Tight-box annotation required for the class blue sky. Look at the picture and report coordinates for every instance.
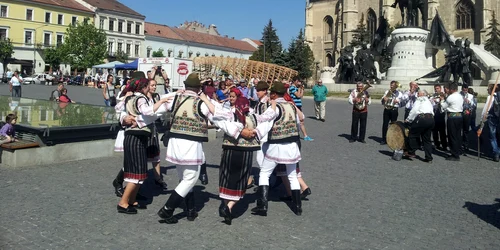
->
[120,0,306,46]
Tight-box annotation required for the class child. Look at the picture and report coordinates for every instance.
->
[0,114,18,144]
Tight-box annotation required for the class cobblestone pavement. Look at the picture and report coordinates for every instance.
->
[1,84,500,249]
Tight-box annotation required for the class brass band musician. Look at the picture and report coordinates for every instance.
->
[429,84,448,151]
[348,82,372,143]
[404,89,435,163]
[380,81,403,145]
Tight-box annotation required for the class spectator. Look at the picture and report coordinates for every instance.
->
[289,78,304,110]
[248,78,259,107]
[50,83,64,101]
[9,71,23,97]
[203,78,216,99]
[103,75,116,106]
[0,113,18,144]
[59,88,76,103]
[312,79,328,121]
[237,79,249,98]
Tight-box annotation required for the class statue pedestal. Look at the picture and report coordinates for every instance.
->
[320,67,336,84]
[385,28,434,84]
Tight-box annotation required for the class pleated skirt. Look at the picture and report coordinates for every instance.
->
[123,133,149,183]
[219,149,253,201]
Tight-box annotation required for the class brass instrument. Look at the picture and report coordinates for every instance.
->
[354,82,372,110]
[383,82,400,108]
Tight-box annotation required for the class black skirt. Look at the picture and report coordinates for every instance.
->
[123,133,149,182]
[146,127,160,162]
[219,149,253,201]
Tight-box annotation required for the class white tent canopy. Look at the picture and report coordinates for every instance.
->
[91,61,124,69]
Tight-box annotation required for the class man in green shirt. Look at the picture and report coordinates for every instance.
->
[312,80,328,122]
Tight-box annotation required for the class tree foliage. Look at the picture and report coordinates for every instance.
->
[60,18,107,70]
[350,14,371,48]
[287,29,315,80]
[485,11,500,59]
[152,48,164,57]
[250,19,284,65]
[0,38,14,73]
[43,46,64,70]
[115,50,129,63]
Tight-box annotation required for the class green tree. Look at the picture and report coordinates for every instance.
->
[152,48,164,57]
[250,19,284,65]
[60,18,107,71]
[485,11,500,59]
[287,29,315,80]
[115,50,129,62]
[0,38,14,75]
[350,14,370,48]
[43,46,64,71]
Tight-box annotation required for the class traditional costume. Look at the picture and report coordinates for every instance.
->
[348,87,371,143]
[405,95,435,162]
[460,84,476,154]
[381,88,403,145]
[441,89,464,161]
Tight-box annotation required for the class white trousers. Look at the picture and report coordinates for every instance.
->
[258,158,300,190]
[314,101,326,119]
[174,165,200,197]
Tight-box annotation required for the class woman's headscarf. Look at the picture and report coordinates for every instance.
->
[230,87,249,125]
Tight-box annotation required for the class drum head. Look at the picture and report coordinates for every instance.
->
[387,121,407,151]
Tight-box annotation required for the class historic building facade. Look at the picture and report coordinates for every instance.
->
[305,0,500,69]
[0,0,93,74]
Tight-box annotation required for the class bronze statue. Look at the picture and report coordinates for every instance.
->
[461,38,476,85]
[391,0,428,29]
[355,46,378,82]
[338,46,356,83]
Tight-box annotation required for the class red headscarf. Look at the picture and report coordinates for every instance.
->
[234,96,250,126]
[230,87,242,97]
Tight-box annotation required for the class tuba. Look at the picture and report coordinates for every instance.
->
[354,82,372,110]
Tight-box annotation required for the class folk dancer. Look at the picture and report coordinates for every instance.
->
[430,84,448,151]
[199,88,277,225]
[117,78,171,214]
[460,84,476,155]
[440,83,464,161]
[479,85,500,162]
[381,81,404,145]
[156,73,212,224]
[251,82,303,216]
[402,81,419,120]
[348,82,371,143]
[404,90,435,163]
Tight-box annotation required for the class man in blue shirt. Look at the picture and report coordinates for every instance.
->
[238,79,249,98]
[289,78,303,110]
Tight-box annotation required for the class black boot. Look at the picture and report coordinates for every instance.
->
[291,190,302,216]
[157,191,183,224]
[112,169,125,197]
[199,163,208,185]
[219,204,233,225]
[185,192,198,221]
[251,185,269,216]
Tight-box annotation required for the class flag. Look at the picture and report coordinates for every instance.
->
[428,12,452,48]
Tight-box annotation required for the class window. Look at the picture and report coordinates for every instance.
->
[127,23,132,33]
[323,15,333,40]
[45,12,51,23]
[456,0,475,30]
[24,30,33,44]
[118,21,123,32]
[0,28,7,39]
[126,44,131,55]
[0,5,7,17]
[72,16,77,25]
[135,24,140,35]
[146,48,151,57]
[108,20,114,31]
[57,14,63,25]
[99,18,104,29]
[117,43,122,52]
[135,45,139,57]
[44,33,51,46]
[56,34,63,46]
[367,9,377,42]
[26,9,33,21]
[108,41,114,54]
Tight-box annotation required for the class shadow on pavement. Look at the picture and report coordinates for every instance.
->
[369,136,383,143]
[337,133,351,141]
[463,199,500,230]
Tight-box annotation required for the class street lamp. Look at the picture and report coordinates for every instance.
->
[33,24,48,74]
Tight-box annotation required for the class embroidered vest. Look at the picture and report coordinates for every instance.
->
[256,101,270,115]
[169,95,208,142]
[124,94,152,135]
[268,102,300,143]
[222,114,260,151]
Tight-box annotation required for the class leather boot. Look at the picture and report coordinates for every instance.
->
[199,163,208,185]
[251,185,269,216]
[185,192,198,221]
[291,190,302,216]
[157,191,183,224]
[112,169,125,197]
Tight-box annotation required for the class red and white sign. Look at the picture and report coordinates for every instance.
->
[141,57,169,64]
[177,62,189,76]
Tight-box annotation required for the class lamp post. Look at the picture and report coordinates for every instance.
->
[33,24,48,74]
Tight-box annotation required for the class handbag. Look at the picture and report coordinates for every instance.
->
[161,95,190,147]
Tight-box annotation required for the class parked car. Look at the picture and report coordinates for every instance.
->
[23,73,55,85]
[67,75,83,85]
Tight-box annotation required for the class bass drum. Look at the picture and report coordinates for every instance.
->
[386,121,409,151]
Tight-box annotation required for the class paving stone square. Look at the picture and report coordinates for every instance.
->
[1,84,500,249]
